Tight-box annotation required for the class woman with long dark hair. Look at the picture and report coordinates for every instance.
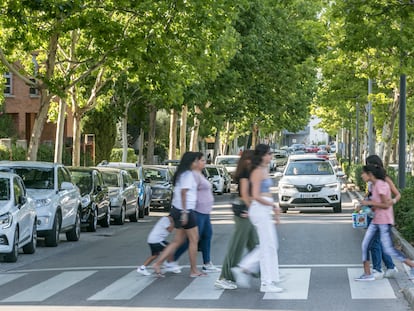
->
[215,149,259,290]
[152,151,204,277]
[231,144,283,293]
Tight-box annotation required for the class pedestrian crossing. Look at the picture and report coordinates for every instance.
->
[0,267,400,303]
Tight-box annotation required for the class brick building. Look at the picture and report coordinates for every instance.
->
[2,71,74,147]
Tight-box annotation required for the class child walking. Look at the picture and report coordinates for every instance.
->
[137,215,179,276]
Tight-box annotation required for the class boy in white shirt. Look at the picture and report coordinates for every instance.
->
[137,215,178,276]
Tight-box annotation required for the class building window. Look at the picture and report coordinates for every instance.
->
[29,78,39,96]
[4,72,12,95]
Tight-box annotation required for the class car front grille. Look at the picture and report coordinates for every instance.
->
[291,198,328,204]
[296,185,323,192]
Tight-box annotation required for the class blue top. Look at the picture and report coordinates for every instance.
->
[260,177,272,193]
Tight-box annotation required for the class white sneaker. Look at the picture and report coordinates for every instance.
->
[202,262,221,273]
[137,266,151,276]
[231,266,251,288]
[384,267,398,278]
[164,261,181,273]
[372,269,384,280]
[260,282,283,293]
[214,279,237,290]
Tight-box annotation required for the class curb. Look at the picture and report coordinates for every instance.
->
[346,185,414,308]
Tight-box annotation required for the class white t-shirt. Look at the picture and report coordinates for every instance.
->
[171,170,197,211]
[147,216,171,244]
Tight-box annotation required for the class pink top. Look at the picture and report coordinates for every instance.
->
[372,179,394,225]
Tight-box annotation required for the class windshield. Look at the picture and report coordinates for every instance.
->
[13,167,54,189]
[71,171,92,195]
[101,171,119,187]
[285,162,334,176]
[0,178,10,200]
[216,157,239,167]
[144,168,168,182]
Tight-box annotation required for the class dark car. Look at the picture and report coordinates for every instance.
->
[68,167,111,231]
[143,165,175,211]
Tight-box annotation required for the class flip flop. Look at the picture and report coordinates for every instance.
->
[190,272,208,278]
[152,264,164,278]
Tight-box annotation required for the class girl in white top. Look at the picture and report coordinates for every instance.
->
[153,152,205,277]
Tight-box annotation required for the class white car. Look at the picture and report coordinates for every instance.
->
[0,172,37,262]
[276,158,343,213]
[0,161,81,247]
[214,155,240,181]
[204,165,231,194]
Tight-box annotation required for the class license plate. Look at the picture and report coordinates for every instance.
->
[300,193,319,198]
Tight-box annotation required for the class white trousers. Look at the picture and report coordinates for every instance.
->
[239,197,280,284]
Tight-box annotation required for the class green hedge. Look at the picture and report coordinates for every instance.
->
[110,148,137,163]
[394,187,414,245]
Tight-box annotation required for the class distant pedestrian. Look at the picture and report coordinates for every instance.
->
[136,215,178,276]
[231,144,283,293]
[365,155,400,279]
[355,165,414,281]
[172,152,219,274]
[152,152,205,277]
[214,149,259,290]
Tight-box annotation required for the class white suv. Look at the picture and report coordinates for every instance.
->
[276,158,342,213]
[0,172,37,262]
[0,161,81,247]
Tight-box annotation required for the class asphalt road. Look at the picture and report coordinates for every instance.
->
[0,180,412,311]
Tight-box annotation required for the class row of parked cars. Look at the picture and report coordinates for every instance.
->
[0,159,234,262]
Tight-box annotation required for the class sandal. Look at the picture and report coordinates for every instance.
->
[190,272,208,278]
[152,264,164,278]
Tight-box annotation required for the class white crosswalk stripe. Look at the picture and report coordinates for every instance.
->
[88,271,156,300]
[0,267,399,303]
[2,271,97,302]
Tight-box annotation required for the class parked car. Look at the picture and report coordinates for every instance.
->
[97,162,151,218]
[0,172,37,262]
[270,149,289,171]
[0,161,81,247]
[275,158,343,213]
[68,167,111,231]
[143,165,174,211]
[94,167,138,225]
[305,145,319,153]
[204,165,231,194]
[316,150,330,160]
[214,155,240,181]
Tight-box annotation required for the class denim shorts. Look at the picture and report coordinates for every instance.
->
[170,206,197,229]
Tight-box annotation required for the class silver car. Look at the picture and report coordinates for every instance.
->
[0,161,81,247]
[0,172,37,262]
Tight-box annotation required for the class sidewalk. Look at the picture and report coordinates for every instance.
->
[346,184,414,307]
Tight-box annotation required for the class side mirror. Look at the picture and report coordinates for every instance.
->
[275,172,283,178]
[19,195,27,205]
[61,181,74,190]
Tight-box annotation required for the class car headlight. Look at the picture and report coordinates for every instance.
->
[279,184,295,190]
[0,212,13,229]
[81,194,91,208]
[35,198,52,208]
[326,182,339,189]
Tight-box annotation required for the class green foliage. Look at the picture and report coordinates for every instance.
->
[0,108,14,138]
[349,164,365,192]
[0,144,11,160]
[10,145,26,161]
[394,187,414,244]
[110,148,136,163]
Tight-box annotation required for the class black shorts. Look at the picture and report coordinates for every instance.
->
[149,241,169,256]
[170,206,198,229]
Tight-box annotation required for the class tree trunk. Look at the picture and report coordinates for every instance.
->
[146,104,157,164]
[382,89,399,168]
[121,103,129,162]
[189,106,201,151]
[180,105,187,156]
[251,123,259,149]
[27,92,52,160]
[72,110,82,166]
[54,98,67,163]
[169,109,178,160]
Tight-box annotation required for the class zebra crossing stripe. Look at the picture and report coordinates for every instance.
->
[2,271,97,302]
[0,274,25,287]
[175,275,223,300]
[263,268,311,300]
[347,268,396,299]
[87,271,156,300]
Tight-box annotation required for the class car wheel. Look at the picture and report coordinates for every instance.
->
[100,205,111,228]
[45,213,61,247]
[114,204,126,225]
[279,205,288,213]
[22,221,37,254]
[4,229,19,262]
[87,208,98,232]
[66,209,81,241]
[129,204,139,222]
[332,202,342,213]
